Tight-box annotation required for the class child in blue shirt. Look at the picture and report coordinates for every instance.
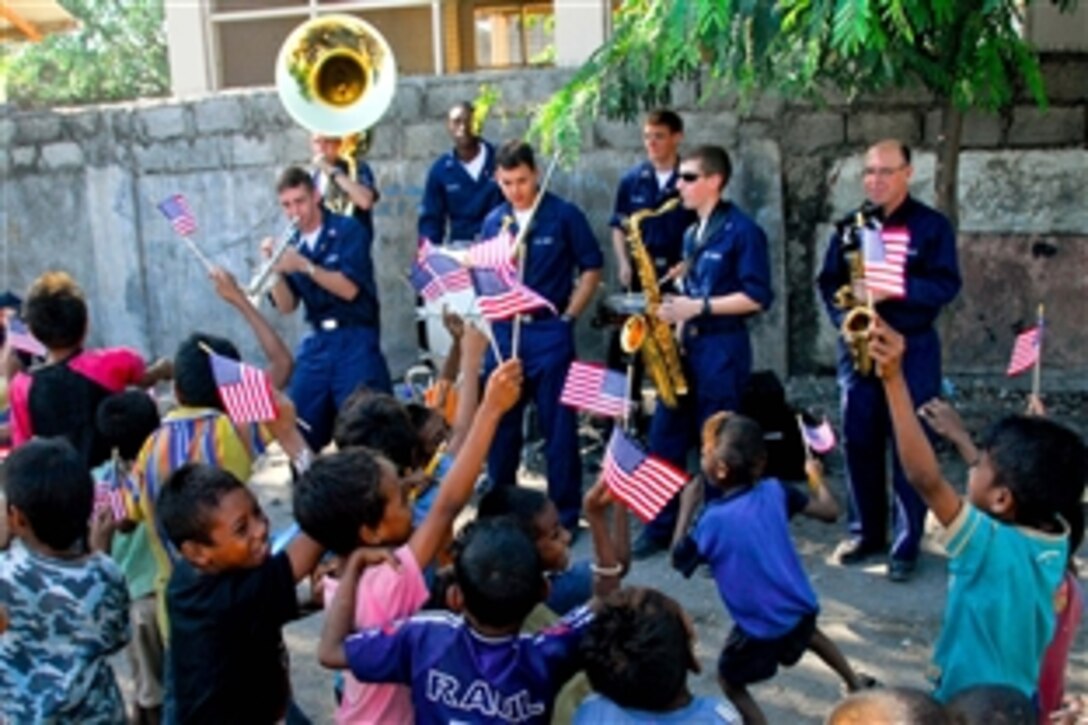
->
[319,517,592,725]
[870,318,1083,702]
[575,586,741,724]
[671,412,872,723]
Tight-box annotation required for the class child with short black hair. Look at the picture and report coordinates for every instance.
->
[477,480,629,616]
[319,516,592,724]
[0,438,130,722]
[944,685,1035,725]
[158,458,324,723]
[671,412,872,723]
[94,390,164,725]
[870,318,1085,702]
[296,357,522,723]
[9,271,171,467]
[576,586,740,723]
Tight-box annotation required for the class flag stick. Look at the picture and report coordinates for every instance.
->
[795,413,814,461]
[181,235,215,274]
[468,297,502,364]
[1031,303,1045,400]
[511,151,561,360]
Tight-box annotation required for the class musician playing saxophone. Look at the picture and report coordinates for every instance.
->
[817,140,960,583]
[263,166,391,451]
[632,145,774,559]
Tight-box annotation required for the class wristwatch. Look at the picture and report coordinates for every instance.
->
[701,295,711,317]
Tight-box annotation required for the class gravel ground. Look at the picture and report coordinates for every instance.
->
[111,377,1086,723]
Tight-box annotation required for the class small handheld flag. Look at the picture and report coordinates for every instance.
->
[467,229,517,272]
[410,243,473,302]
[862,226,908,299]
[470,267,555,321]
[603,428,687,523]
[157,194,198,237]
[560,362,629,418]
[205,348,279,423]
[6,318,46,357]
[1006,326,1041,378]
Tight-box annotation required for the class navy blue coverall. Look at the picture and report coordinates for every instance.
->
[817,195,961,562]
[418,141,504,246]
[643,200,774,543]
[284,208,392,451]
[479,192,604,530]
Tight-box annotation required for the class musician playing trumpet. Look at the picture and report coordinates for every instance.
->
[817,140,960,583]
[263,166,391,451]
[632,145,774,559]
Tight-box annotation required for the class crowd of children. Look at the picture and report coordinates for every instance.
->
[0,268,1085,725]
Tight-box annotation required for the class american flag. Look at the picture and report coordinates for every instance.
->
[157,194,198,237]
[1006,326,1041,377]
[467,229,517,272]
[862,226,908,298]
[410,241,473,302]
[94,462,133,522]
[469,267,555,321]
[799,417,837,455]
[603,428,688,523]
[6,318,46,357]
[560,362,629,418]
[208,351,279,423]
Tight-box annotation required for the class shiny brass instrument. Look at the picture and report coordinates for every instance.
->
[275,15,396,137]
[246,218,300,306]
[620,198,688,408]
[833,210,876,375]
[319,133,360,216]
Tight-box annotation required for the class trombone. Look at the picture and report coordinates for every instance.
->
[246,218,300,306]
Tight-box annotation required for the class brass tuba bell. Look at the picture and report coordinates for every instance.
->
[275,15,396,138]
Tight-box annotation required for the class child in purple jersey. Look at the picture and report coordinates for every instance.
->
[671,412,873,724]
[319,517,592,725]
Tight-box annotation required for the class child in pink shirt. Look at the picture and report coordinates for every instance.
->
[295,354,521,724]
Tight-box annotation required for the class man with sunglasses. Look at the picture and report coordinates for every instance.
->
[817,139,961,583]
[632,145,774,559]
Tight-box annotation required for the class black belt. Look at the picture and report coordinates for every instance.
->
[312,318,371,332]
[515,309,559,324]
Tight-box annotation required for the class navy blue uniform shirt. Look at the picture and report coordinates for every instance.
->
[313,159,379,239]
[480,192,603,312]
[682,201,774,332]
[610,160,694,272]
[418,141,503,245]
[285,208,381,328]
[818,195,960,335]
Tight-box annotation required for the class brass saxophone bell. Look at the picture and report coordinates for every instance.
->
[841,305,874,376]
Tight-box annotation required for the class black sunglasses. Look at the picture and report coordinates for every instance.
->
[678,172,702,183]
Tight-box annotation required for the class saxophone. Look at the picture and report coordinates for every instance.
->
[833,209,877,375]
[619,197,689,408]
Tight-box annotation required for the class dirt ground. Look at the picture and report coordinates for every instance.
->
[122,378,1087,723]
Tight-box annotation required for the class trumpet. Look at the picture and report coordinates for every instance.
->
[247,218,300,306]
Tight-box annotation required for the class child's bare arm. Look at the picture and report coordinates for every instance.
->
[870,318,962,526]
[264,392,310,465]
[210,266,295,390]
[583,479,626,598]
[446,323,489,457]
[408,360,522,567]
[285,531,325,583]
[801,459,840,523]
[318,547,399,669]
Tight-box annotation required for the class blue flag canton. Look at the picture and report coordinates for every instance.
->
[408,262,433,293]
[861,228,885,262]
[470,267,510,296]
[609,429,646,474]
[600,369,628,399]
[425,253,464,277]
[210,353,243,385]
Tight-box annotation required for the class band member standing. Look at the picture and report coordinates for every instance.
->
[818,140,960,582]
[264,166,391,451]
[480,141,603,533]
[610,109,694,289]
[633,145,774,558]
[311,133,380,240]
[418,102,503,246]
[607,109,695,412]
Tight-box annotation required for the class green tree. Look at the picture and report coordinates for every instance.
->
[3,0,168,108]
[531,0,1077,225]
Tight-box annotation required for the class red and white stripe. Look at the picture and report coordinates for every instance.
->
[1006,326,1040,377]
[864,226,909,298]
[604,451,687,523]
[220,365,279,423]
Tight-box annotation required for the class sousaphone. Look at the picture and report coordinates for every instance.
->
[275,14,396,138]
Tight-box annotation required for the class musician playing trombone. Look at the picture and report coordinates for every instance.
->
[479,140,603,537]
[262,166,391,451]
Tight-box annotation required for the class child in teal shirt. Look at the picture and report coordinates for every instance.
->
[871,318,1084,703]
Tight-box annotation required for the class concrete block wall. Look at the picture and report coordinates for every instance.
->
[1,55,1085,386]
